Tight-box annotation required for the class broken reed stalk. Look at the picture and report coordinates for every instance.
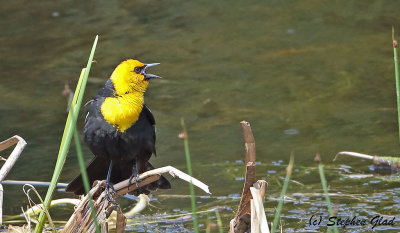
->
[61,180,120,233]
[229,121,259,233]
[63,166,210,232]
[235,121,256,220]
[250,180,269,233]
[0,135,27,225]
[180,118,199,233]
[393,27,400,144]
[271,155,293,233]
[318,161,339,233]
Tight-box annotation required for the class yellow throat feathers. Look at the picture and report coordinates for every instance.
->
[101,60,149,132]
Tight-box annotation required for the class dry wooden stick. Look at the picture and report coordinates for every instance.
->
[334,151,400,168]
[0,135,27,225]
[62,166,211,232]
[333,151,374,161]
[0,135,27,182]
[229,121,257,233]
[241,121,256,164]
[113,165,211,195]
[114,175,160,195]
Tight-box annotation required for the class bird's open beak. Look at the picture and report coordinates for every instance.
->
[143,63,162,80]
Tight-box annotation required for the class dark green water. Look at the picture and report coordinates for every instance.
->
[2,0,400,232]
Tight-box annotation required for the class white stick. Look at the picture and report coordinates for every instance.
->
[0,135,27,226]
[115,165,211,194]
[0,135,27,182]
[333,151,375,161]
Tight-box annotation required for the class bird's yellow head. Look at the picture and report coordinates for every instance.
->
[110,59,161,96]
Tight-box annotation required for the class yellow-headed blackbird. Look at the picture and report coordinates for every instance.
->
[66,59,171,196]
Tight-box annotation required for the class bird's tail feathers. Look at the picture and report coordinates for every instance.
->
[65,156,109,195]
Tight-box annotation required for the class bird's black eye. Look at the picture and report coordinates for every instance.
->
[134,67,141,73]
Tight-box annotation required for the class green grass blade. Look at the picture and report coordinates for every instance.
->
[214,208,223,233]
[180,118,199,233]
[271,154,294,232]
[205,212,211,233]
[72,112,100,233]
[34,35,98,233]
[318,163,339,233]
[393,27,400,144]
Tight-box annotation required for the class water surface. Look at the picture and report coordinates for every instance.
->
[1,0,400,231]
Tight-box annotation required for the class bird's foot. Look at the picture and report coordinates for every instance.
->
[128,173,143,189]
[105,182,118,205]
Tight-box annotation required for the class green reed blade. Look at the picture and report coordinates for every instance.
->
[271,154,294,232]
[73,115,100,233]
[34,35,98,233]
[318,163,339,233]
[393,27,400,144]
[214,208,223,233]
[181,118,199,233]
[205,212,211,233]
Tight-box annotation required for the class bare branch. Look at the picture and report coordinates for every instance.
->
[113,166,211,195]
[0,135,27,182]
[333,151,374,161]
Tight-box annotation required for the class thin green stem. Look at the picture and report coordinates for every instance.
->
[34,36,98,233]
[73,116,100,233]
[393,27,400,144]
[214,209,223,233]
[205,212,211,233]
[181,118,199,233]
[271,155,294,232]
[319,163,339,233]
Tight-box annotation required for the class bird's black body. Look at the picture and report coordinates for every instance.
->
[66,79,171,195]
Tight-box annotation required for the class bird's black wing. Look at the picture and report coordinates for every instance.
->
[142,104,157,156]
[85,79,115,123]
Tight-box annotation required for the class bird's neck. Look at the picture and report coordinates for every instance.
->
[101,92,144,132]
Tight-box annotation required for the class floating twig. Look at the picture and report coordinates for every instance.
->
[334,151,400,168]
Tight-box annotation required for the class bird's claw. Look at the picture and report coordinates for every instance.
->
[128,173,142,189]
[105,183,118,205]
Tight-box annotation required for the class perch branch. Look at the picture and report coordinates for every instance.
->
[62,166,210,232]
[113,165,211,195]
